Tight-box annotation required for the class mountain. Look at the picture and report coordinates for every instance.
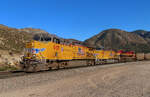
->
[83,29,150,53]
[0,25,31,53]
[132,30,150,38]
[132,30,150,43]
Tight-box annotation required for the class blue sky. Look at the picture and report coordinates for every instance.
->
[0,0,150,41]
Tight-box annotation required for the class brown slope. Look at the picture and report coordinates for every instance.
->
[0,25,31,53]
[132,30,150,38]
[132,30,150,43]
[83,29,150,53]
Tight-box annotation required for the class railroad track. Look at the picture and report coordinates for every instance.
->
[0,61,146,79]
[0,71,26,79]
[0,63,121,79]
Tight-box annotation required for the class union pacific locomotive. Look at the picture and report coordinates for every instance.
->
[20,34,136,72]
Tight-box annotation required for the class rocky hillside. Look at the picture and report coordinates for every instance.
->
[0,25,31,53]
[132,30,150,43]
[132,30,150,38]
[83,29,150,53]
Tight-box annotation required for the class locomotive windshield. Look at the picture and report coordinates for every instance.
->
[33,34,52,42]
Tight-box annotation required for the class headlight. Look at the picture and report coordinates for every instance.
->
[33,54,36,57]
[32,54,36,58]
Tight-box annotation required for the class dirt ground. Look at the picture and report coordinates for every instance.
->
[1,61,150,97]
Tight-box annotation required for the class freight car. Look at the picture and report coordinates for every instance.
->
[117,50,136,62]
[20,35,136,72]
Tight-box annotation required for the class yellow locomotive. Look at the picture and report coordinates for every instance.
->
[21,34,119,72]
